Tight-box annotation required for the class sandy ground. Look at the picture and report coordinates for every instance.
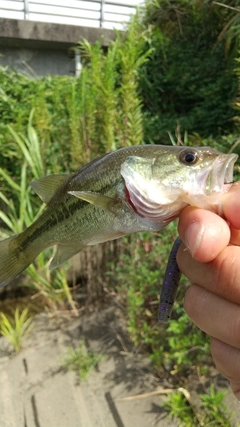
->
[0,301,239,427]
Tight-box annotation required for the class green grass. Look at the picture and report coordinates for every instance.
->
[0,111,75,310]
[61,339,102,381]
[0,307,34,353]
[163,385,238,427]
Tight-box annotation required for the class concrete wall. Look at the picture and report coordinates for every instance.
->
[0,18,115,76]
[0,46,76,76]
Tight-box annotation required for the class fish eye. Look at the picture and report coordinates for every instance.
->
[179,149,199,165]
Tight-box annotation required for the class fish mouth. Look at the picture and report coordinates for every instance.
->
[205,153,238,195]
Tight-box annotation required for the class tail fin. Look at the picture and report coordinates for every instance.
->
[0,235,36,287]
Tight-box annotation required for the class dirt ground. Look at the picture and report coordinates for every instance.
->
[0,301,239,427]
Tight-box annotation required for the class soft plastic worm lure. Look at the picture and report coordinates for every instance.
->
[158,237,182,323]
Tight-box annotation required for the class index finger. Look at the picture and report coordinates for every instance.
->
[178,207,231,262]
[177,244,240,305]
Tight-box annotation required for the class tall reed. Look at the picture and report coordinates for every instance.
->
[72,13,152,167]
[0,111,76,311]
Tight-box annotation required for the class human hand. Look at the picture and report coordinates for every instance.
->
[177,182,240,400]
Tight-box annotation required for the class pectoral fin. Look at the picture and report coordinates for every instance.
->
[31,174,71,204]
[49,243,85,270]
[68,191,118,211]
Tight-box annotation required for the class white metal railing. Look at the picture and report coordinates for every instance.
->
[0,0,143,29]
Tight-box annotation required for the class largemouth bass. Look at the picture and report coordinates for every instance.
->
[0,145,237,287]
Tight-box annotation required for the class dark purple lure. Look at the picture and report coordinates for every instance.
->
[158,237,182,323]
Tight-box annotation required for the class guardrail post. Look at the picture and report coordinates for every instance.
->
[100,0,105,27]
[24,0,29,19]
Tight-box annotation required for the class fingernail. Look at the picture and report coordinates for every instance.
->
[185,222,205,257]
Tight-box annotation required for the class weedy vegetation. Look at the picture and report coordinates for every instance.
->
[112,224,210,374]
[164,385,239,427]
[0,307,34,353]
[61,339,102,382]
[0,111,76,311]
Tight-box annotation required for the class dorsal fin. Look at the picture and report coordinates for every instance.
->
[31,174,70,204]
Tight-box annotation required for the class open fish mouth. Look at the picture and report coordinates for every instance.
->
[121,149,238,221]
[205,153,238,194]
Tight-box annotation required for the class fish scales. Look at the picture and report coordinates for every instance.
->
[0,145,237,288]
[19,148,147,249]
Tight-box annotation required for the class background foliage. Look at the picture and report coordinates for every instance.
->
[140,0,240,144]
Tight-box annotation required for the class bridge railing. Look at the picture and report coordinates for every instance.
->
[0,0,142,29]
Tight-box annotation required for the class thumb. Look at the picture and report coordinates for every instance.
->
[178,206,230,262]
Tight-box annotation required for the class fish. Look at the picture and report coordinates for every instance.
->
[0,145,237,287]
